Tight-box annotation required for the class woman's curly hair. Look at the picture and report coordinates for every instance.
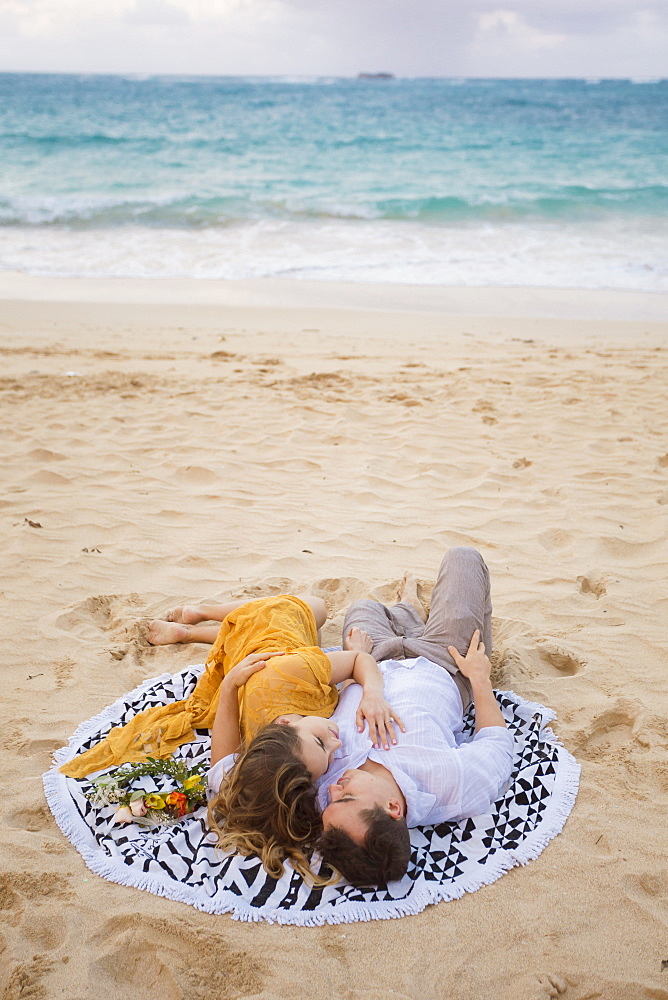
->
[207,722,332,884]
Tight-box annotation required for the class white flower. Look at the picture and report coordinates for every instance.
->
[112,806,134,825]
[130,798,148,817]
[89,778,124,806]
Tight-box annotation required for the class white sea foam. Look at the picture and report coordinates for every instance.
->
[0,217,665,291]
[2,75,665,292]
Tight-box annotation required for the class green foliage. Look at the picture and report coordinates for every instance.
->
[86,756,208,826]
[110,756,206,789]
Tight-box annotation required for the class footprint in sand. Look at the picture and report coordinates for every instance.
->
[572,700,646,760]
[22,913,69,953]
[90,914,266,1000]
[172,464,218,486]
[0,872,73,951]
[6,801,55,834]
[310,577,371,644]
[382,392,422,407]
[538,528,573,551]
[10,872,73,903]
[533,642,585,675]
[311,577,369,607]
[2,721,67,761]
[577,573,608,598]
[522,970,655,1000]
[528,973,572,999]
[50,594,146,662]
[623,869,668,925]
[2,954,54,1000]
[490,619,585,685]
[239,578,293,601]
[54,658,76,689]
[53,593,143,637]
[0,877,24,927]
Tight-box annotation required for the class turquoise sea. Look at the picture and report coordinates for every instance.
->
[0,74,666,289]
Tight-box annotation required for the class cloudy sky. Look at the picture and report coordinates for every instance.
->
[0,0,666,78]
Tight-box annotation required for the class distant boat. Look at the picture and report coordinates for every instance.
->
[357,72,395,80]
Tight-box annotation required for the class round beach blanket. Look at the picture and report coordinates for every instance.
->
[44,662,580,926]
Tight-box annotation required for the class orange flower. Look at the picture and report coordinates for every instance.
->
[166,791,188,816]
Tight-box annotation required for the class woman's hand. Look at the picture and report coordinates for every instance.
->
[448,630,492,686]
[222,651,285,690]
[356,690,406,751]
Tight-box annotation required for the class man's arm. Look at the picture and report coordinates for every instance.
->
[448,630,505,732]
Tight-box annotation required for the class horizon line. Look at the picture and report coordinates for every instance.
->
[0,71,665,81]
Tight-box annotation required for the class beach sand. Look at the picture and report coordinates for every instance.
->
[1,275,667,1000]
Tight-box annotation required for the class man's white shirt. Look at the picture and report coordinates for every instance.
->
[208,655,515,826]
[315,656,514,826]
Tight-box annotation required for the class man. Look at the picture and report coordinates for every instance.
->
[315,547,514,887]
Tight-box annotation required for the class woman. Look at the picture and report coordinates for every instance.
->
[62,592,403,883]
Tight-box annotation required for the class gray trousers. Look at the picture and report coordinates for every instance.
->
[341,547,492,711]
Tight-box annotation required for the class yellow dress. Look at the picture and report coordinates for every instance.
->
[60,595,338,779]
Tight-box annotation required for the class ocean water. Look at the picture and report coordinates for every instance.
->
[0,73,666,290]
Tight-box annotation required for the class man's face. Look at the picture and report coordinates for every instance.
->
[321,769,387,844]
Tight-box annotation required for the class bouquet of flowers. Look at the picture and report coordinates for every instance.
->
[86,757,207,828]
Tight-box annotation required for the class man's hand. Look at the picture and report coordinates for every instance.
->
[449,630,505,732]
[448,630,491,685]
[344,627,373,653]
[222,651,284,690]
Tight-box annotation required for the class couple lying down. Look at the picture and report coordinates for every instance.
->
[61,547,514,888]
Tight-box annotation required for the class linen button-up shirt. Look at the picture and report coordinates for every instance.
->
[315,656,514,827]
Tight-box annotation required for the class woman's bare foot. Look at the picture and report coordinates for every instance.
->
[147,620,191,645]
[344,626,374,653]
[166,605,208,625]
[398,573,427,622]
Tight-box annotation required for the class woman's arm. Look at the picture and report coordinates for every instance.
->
[327,649,379,685]
[326,650,406,749]
[210,651,284,766]
[210,682,244,767]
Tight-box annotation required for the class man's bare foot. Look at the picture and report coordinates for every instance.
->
[147,620,191,645]
[398,573,427,622]
[344,627,374,653]
[166,605,208,625]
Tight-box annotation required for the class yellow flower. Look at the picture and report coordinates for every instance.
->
[144,794,166,810]
[183,775,203,790]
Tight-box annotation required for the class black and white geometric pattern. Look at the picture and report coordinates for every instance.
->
[44,665,580,926]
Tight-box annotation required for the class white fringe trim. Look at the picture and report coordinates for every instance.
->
[43,678,580,926]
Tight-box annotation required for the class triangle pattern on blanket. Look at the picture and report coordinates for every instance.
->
[44,663,580,925]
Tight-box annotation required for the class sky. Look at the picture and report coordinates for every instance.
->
[0,0,666,78]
